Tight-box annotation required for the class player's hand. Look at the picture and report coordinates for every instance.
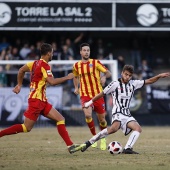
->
[159,72,170,78]
[84,100,93,108]
[13,85,21,94]
[67,73,74,80]
[74,88,79,95]
[100,76,106,86]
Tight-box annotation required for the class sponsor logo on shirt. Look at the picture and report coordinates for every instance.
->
[121,96,130,99]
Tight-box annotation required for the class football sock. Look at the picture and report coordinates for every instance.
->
[0,124,27,137]
[89,128,108,144]
[57,120,73,146]
[124,131,140,149]
[86,117,96,135]
[99,121,107,130]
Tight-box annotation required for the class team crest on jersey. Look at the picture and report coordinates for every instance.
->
[89,64,93,67]
[47,70,52,75]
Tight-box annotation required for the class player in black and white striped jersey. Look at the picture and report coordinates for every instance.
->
[76,65,170,154]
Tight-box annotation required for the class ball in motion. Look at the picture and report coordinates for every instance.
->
[108,141,123,155]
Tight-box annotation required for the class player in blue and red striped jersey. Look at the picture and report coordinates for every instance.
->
[73,43,111,150]
[0,43,82,154]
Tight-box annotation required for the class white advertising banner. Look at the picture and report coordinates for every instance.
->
[0,87,63,124]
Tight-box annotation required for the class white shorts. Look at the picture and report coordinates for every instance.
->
[111,113,137,136]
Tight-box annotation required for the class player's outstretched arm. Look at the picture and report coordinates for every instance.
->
[47,73,74,86]
[145,72,170,85]
[13,64,30,94]
[84,92,104,107]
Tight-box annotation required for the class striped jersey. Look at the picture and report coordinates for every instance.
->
[73,59,108,98]
[27,59,53,101]
[103,79,145,116]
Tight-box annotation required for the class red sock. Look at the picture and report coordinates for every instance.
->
[57,123,73,146]
[86,118,96,135]
[0,124,24,137]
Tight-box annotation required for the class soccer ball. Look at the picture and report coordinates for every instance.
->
[108,141,123,155]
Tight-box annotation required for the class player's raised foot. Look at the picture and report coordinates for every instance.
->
[91,141,97,148]
[68,144,87,154]
[100,138,106,150]
[122,148,139,154]
[68,144,82,154]
[81,141,91,152]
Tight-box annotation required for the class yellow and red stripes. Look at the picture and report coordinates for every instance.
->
[73,59,107,98]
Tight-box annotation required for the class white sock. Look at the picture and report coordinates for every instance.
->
[124,131,140,149]
[89,128,108,144]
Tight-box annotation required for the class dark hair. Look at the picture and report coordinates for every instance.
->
[40,43,52,56]
[122,65,134,74]
[80,43,90,50]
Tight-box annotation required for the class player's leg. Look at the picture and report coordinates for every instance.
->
[0,117,35,137]
[46,107,73,146]
[83,107,96,136]
[123,120,142,154]
[94,97,107,131]
[95,97,107,150]
[0,99,39,138]
[81,121,120,152]
[96,112,107,131]
[81,96,96,136]
[96,112,107,150]
[45,106,81,153]
[82,107,98,148]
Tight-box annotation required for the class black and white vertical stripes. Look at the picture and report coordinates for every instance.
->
[103,79,145,116]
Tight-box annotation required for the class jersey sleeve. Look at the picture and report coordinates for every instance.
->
[132,80,145,90]
[73,63,79,77]
[41,64,53,78]
[96,60,108,73]
[26,62,34,71]
[103,81,119,95]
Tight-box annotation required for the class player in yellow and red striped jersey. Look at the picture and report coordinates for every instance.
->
[0,43,82,154]
[73,43,111,150]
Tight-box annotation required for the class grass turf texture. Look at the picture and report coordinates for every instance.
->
[0,126,170,170]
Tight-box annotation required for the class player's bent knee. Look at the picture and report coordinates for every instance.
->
[98,116,106,122]
[108,126,118,134]
[136,126,142,133]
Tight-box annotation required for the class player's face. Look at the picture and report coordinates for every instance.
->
[121,70,133,83]
[80,46,90,60]
[48,49,53,61]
